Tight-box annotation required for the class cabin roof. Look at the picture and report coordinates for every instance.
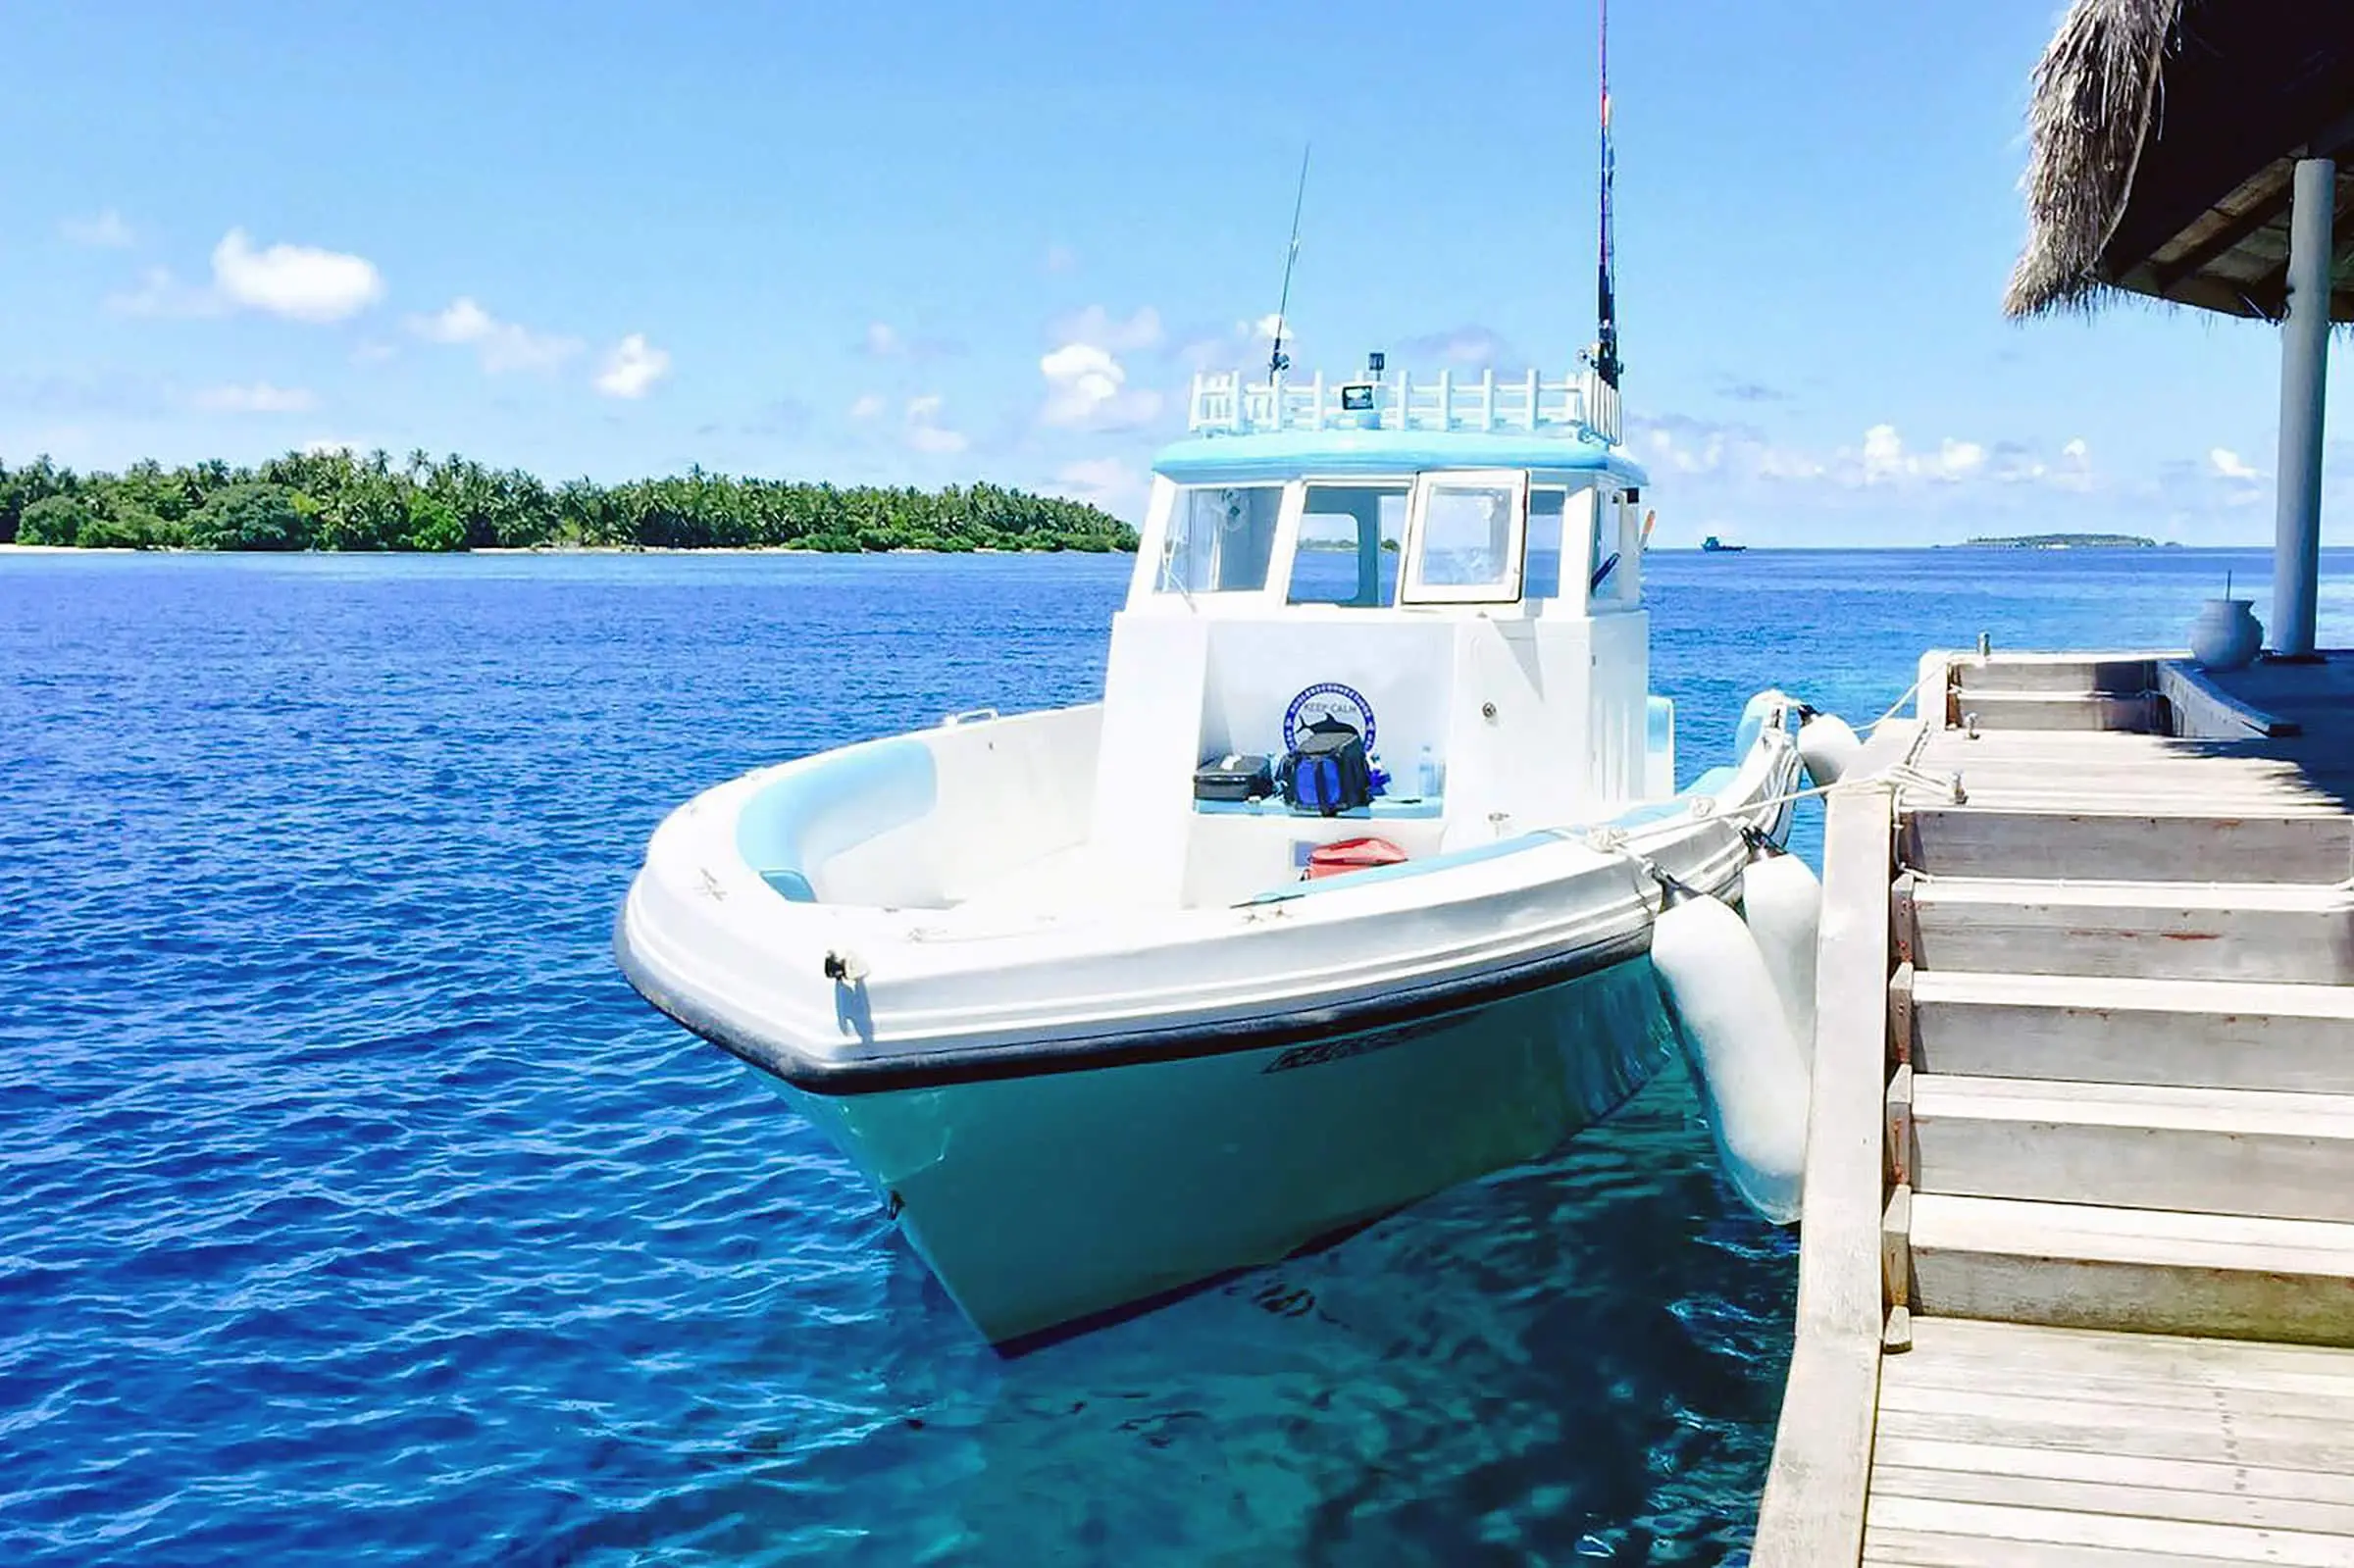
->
[2006,0,2354,321]
[1150,429,1648,486]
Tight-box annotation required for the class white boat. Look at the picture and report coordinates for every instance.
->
[614,359,1810,1344]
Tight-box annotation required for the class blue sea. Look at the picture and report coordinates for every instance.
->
[6,545,2352,1567]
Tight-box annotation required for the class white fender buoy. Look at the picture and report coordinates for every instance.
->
[1651,891,1811,1224]
[1796,711,1863,789]
[1743,841,1822,1058]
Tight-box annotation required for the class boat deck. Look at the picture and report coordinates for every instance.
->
[1750,648,2354,1567]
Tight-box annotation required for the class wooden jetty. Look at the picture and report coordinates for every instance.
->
[1750,646,2354,1567]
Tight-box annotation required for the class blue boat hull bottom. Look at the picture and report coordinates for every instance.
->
[777,955,1678,1344]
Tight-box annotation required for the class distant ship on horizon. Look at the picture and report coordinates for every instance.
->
[1701,534,1747,553]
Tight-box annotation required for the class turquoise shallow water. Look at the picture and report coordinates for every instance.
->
[5,545,2351,1566]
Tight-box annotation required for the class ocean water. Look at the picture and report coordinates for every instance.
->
[6,544,2351,1567]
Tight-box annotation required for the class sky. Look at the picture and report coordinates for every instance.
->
[3,0,2349,546]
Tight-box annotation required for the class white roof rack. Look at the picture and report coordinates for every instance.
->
[1185,365,1622,444]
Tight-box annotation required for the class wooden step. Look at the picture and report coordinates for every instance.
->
[1901,807,2353,885]
[1900,876,2354,985]
[1954,690,2158,733]
[1871,1319,2354,1561]
[1951,655,2157,695]
[1906,1193,2354,1346]
[1910,1075,2354,1222]
[1904,970,2354,1092]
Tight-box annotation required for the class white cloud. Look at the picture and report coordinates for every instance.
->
[1640,418,1729,476]
[2020,435,2094,493]
[210,228,384,323]
[1169,311,1303,372]
[1049,305,1163,354]
[1755,447,1827,481]
[847,392,886,420]
[194,381,317,414]
[410,296,580,374]
[1626,412,1829,485]
[593,333,671,398]
[1856,424,1985,484]
[1039,340,1163,430]
[864,322,905,357]
[1041,342,1121,423]
[903,394,968,454]
[61,210,134,248]
[1038,304,1170,428]
[1936,438,1986,480]
[1049,456,1148,516]
[2211,446,2260,481]
[1861,423,1906,483]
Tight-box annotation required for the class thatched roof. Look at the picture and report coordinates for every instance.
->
[2006,0,2354,321]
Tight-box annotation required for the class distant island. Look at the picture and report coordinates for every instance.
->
[1948,532,2160,550]
[0,450,1138,554]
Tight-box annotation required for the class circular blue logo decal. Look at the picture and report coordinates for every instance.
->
[1284,682,1377,752]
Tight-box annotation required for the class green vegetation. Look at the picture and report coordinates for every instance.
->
[0,449,1137,554]
[1954,532,2156,549]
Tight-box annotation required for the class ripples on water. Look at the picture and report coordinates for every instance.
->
[5,546,2348,1565]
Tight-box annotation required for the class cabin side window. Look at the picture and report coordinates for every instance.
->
[1285,484,1406,607]
[1525,487,1567,600]
[1583,487,1624,602]
[1590,488,1641,606]
[1156,485,1282,594]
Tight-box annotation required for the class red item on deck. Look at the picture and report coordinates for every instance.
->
[1304,836,1410,881]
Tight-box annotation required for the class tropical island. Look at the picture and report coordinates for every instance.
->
[1947,532,2159,549]
[0,450,1138,554]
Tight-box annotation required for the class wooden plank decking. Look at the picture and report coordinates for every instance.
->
[1753,648,2354,1567]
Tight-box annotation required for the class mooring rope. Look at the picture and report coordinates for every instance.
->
[1857,670,1932,734]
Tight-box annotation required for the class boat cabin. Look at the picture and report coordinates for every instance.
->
[1092,362,1667,908]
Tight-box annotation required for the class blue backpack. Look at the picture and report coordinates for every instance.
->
[1279,719,1373,816]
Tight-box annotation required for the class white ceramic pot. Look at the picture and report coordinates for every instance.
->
[2189,597,2263,671]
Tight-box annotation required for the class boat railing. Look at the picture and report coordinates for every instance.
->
[1186,366,1623,444]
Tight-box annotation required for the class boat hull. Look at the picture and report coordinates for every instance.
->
[775,949,1677,1345]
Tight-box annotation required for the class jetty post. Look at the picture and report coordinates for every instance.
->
[2275,155,2334,658]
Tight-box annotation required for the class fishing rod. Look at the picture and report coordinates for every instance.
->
[1595,0,1621,387]
[1267,144,1310,379]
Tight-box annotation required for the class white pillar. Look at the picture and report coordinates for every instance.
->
[2272,157,2334,659]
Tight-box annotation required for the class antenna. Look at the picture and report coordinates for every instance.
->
[1594,0,1621,387]
[1267,144,1311,379]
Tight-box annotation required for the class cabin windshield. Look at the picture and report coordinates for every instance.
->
[1400,471,1528,604]
[1147,472,1627,611]
[1286,483,1406,607]
[1156,484,1283,594]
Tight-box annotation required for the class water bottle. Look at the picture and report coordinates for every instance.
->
[1417,743,1439,800]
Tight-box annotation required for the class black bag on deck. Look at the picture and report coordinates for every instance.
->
[1279,718,1373,816]
[1193,752,1274,802]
